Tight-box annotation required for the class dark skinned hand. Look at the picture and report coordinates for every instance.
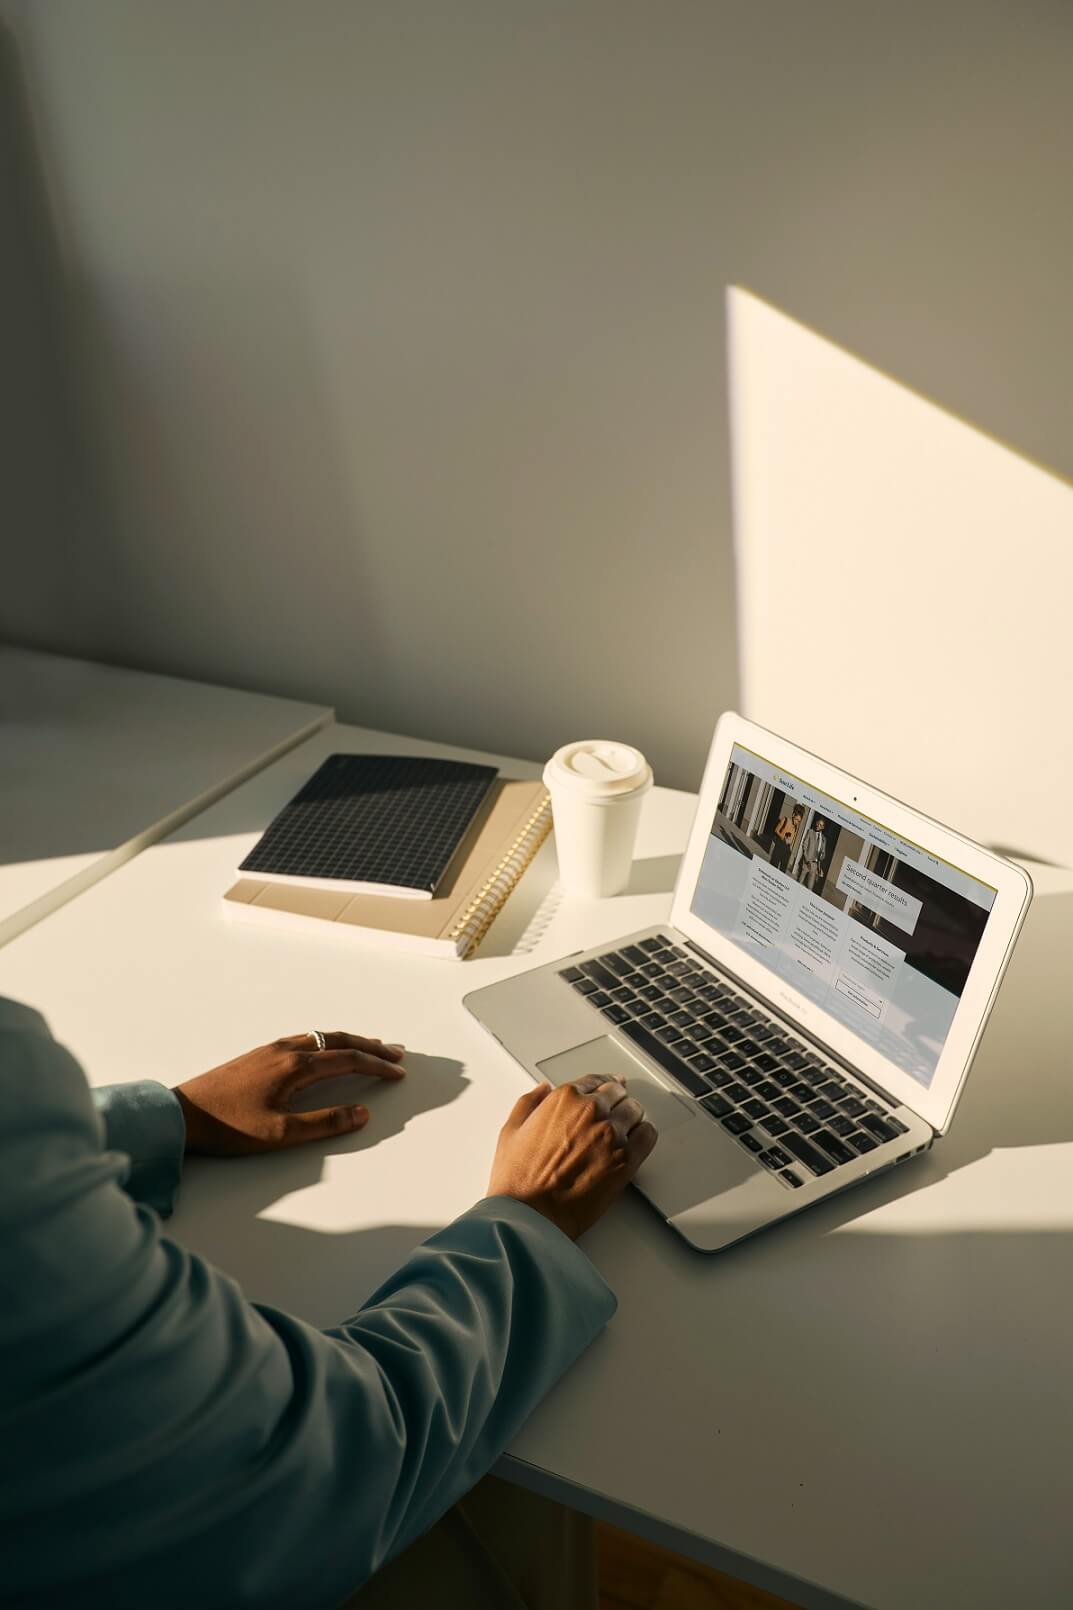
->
[175,1031,406,1154]
[487,1075,658,1241]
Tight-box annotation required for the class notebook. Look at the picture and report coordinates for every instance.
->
[237,753,500,899]
[225,778,552,958]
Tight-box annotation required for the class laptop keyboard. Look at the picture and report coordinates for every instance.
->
[558,935,909,1189]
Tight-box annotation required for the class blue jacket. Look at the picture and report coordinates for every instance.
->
[0,996,616,1608]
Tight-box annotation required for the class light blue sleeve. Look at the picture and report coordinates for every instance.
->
[1,997,617,1610]
[92,1080,186,1216]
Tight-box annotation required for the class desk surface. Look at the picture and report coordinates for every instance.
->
[1,719,1071,1610]
[0,648,330,944]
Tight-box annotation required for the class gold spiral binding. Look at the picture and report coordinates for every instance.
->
[450,791,554,958]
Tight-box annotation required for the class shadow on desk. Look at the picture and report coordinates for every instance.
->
[170,1051,470,1322]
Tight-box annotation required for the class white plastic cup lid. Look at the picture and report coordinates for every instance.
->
[543,740,652,798]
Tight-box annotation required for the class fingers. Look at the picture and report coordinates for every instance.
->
[318,1031,405,1057]
[607,1094,647,1145]
[287,1047,407,1090]
[572,1073,624,1095]
[623,1118,659,1170]
[506,1082,553,1126]
[275,1032,405,1061]
[281,1103,370,1145]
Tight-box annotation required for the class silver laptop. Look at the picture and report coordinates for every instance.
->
[465,713,1032,1252]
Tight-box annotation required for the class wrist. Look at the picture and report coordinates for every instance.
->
[486,1187,578,1241]
[174,1085,212,1154]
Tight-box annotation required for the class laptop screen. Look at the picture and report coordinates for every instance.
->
[691,744,997,1090]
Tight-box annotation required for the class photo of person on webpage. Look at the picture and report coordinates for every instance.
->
[695,747,996,1088]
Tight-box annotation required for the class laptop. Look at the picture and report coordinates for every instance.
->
[464,713,1032,1252]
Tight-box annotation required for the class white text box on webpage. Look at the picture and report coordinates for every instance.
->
[835,859,922,935]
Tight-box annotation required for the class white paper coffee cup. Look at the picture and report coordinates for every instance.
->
[543,740,653,897]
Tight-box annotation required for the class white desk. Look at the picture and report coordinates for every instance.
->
[0,648,330,946]
[1,720,1071,1610]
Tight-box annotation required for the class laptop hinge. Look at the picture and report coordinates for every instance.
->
[682,936,903,1113]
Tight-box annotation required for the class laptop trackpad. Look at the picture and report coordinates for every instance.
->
[536,1036,696,1133]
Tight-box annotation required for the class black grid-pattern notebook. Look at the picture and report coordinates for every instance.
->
[238,753,499,898]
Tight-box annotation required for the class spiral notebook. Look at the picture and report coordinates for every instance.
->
[224,779,552,958]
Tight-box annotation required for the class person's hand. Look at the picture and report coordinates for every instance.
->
[175,1032,406,1155]
[487,1075,658,1241]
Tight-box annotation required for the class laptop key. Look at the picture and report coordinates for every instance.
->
[862,1114,900,1143]
[844,1130,877,1154]
[574,979,598,996]
[639,1012,665,1031]
[581,961,619,992]
[722,1114,752,1135]
[753,1053,778,1073]
[782,1132,834,1177]
[638,936,663,953]
[709,1069,735,1088]
[602,1004,630,1025]
[724,1082,751,1103]
[762,1115,789,1136]
[795,1113,821,1134]
[560,966,585,983]
[687,1053,716,1073]
[602,951,634,976]
[742,1098,767,1120]
[720,1026,744,1045]
[622,945,648,967]
[773,1095,801,1118]
[718,1052,747,1073]
[589,991,611,1008]
[815,1130,854,1165]
[619,1021,713,1097]
[701,1091,733,1118]
[737,1039,763,1060]
[811,1100,836,1120]
[741,1132,764,1153]
[840,1096,866,1116]
[756,1079,781,1101]
[759,1146,791,1169]
[772,1068,797,1089]
[830,1116,857,1137]
[781,1169,804,1188]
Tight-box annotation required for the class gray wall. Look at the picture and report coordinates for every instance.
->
[3,1,1072,789]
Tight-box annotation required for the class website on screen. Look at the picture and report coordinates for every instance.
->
[691,746,996,1088]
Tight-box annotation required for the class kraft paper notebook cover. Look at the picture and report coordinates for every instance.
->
[224,779,552,958]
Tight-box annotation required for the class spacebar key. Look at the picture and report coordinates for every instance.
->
[620,1023,712,1097]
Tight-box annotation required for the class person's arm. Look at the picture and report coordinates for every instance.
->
[92,1080,186,1217]
[2,1000,651,1610]
[90,1030,408,1218]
